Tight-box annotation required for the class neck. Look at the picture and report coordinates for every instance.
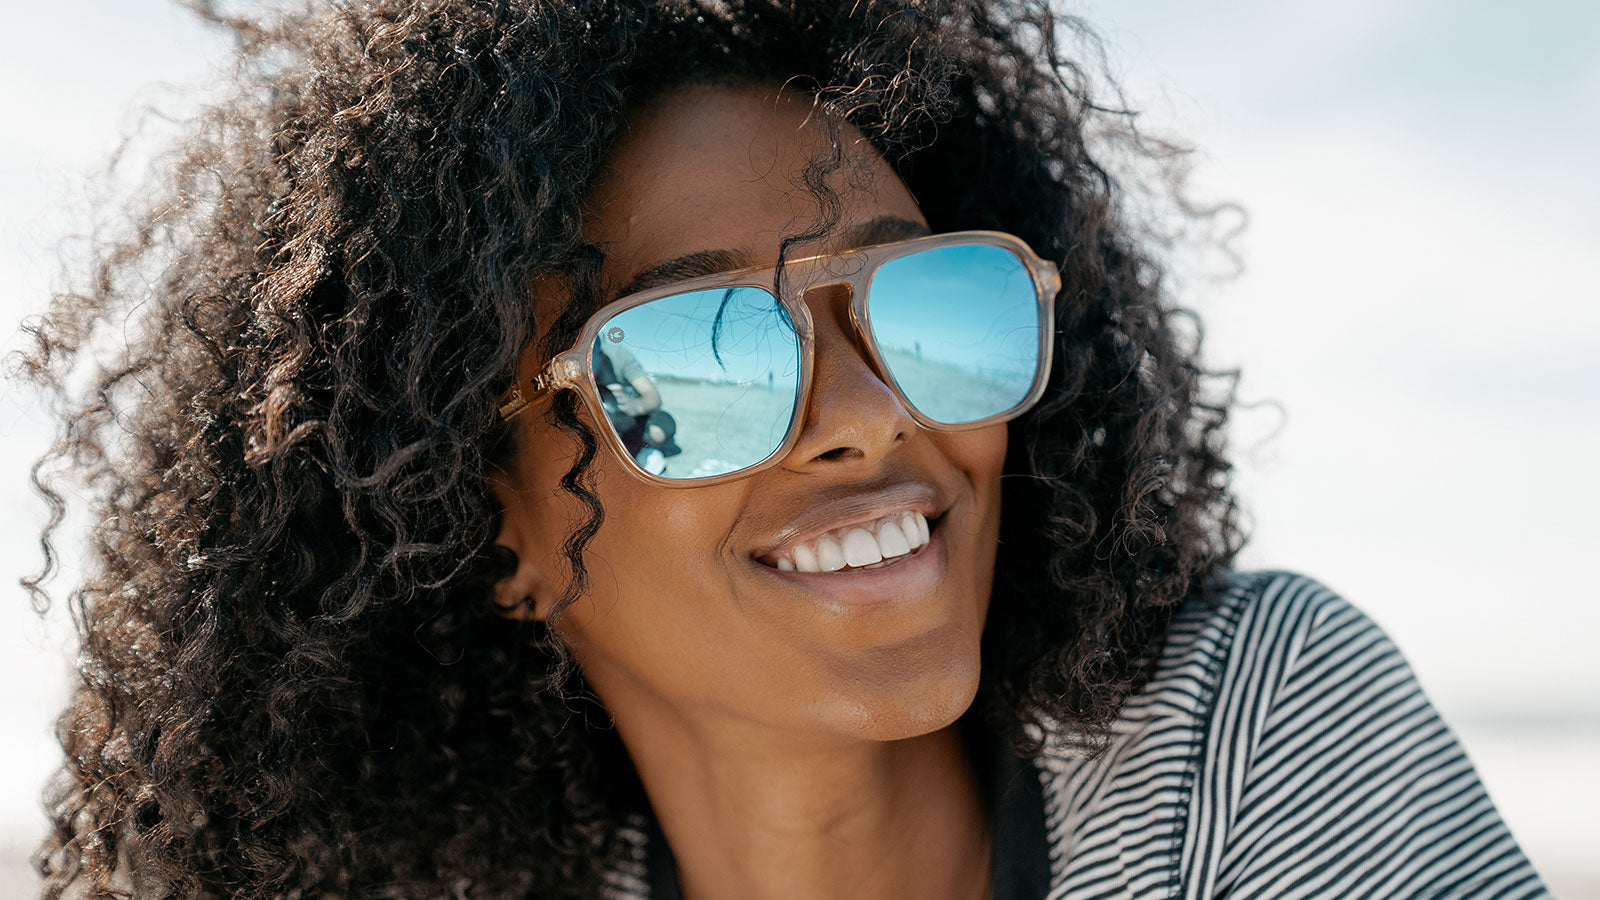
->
[616,710,992,900]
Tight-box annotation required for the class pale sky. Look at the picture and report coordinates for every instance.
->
[1080,0,1600,716]
[2,0,1596,892]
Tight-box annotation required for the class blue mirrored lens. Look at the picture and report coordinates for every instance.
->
[867,243,1042,424]
[594,287,800,480]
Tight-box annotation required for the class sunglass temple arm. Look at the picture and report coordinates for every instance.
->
[498,354,584,422]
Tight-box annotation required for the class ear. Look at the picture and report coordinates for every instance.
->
[487,471,554,622]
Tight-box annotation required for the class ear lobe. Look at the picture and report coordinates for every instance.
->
[488,475,554,622]
[488,547,546,621]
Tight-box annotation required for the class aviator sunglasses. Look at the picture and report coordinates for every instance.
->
[498,230,1061,485]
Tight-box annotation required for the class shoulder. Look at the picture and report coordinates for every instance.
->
[601,339,644,374]
[1169,569,1434,757]
[1204,574,1548,897]
[1068,569,1377,744]
[1029,570,1352,748]
[1025,570,1354,892]
[1166,568,1368,670]
[1164,569,1386,706]
[1030,570,1551,899]
[1150,568,1440,803]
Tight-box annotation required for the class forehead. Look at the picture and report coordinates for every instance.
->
[581,83,927,276]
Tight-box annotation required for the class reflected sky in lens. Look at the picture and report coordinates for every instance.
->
[867,244,1041,422]
[600,287,801,478]
[603,287,801,389]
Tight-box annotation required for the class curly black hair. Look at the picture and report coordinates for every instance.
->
[15,0,1242,896]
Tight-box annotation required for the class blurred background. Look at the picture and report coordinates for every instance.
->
[2,0,1596,896]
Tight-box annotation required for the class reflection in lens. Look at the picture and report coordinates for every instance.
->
[867,243,1042,424]
[595,287,800,479]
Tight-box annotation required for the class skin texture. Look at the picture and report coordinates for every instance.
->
[492,84,1004,900]
[27,4,1247,897]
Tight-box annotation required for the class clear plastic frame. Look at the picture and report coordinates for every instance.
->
[497,230,1062,487]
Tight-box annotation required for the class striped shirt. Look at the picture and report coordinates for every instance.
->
[602,571,1549,899]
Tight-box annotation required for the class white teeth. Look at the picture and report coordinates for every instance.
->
[769,510,932,572]
[792,543,820,573]
[841,528,883,567]
[815,533,847,571]
[875,517,911,557]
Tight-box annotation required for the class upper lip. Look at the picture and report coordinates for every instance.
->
[749,480,946,561]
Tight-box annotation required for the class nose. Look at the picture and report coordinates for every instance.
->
[782,282,916,472]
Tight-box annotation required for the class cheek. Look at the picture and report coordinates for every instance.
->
[934,423,1007,585]
[503,407,670,610]
[538,447,753,676]
[942,422,1009,490]
[579,475,729,600]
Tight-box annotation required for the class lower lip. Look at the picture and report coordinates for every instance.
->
[750,523,948,609]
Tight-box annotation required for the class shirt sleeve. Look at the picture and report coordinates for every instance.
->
[600,342,648,384]
[1212,579,1550,899]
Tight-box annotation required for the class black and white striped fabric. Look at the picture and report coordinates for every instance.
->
[602,571,1549,899]
[1032,570,1547,899]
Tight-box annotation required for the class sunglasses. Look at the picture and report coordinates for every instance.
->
[498,230,1060,485]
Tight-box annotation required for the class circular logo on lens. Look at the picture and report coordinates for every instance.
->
[606,327,625,343]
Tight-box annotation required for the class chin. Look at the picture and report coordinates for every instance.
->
[822,645,983,742]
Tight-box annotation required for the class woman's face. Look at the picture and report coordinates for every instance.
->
[494,84,1007,744]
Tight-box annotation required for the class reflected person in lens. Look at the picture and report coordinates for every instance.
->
[24,1,1548,898]
[594,333,680,475]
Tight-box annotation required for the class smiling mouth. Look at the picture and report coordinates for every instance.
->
[758,510,935,573]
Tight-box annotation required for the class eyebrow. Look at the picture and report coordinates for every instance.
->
[612,250,751,299]
[610,215,931,300]
[834,215,931,249]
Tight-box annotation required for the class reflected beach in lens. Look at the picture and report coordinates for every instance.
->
[596,287,801,479]
[867,244,1041,424]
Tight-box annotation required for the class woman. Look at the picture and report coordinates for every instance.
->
[19,1,1545,898]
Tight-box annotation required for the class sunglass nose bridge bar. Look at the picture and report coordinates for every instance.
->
[795,276,855,308]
